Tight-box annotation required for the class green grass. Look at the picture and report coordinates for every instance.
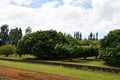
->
[0,55,35,60]
[45,60,120,69]
[0,55,120,69]
[0,60,120,80]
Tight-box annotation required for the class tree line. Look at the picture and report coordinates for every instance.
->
[17,30,99,59]
[0,24,99,59]
[74,31,98,40]
[0,24,99,46]
[0,24,119,66]
[0,24,22,45]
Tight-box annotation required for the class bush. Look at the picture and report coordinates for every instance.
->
[72,46,84,58]
[54,44,72,59]
[0,44,16,57]
[17,30,67,59]
[100,29,120,66]
[102,48,120,66]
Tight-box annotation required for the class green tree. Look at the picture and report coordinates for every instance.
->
[9,27,22,45]
[100,29,120,66]
[0,24,9,45]
[96,32,98,40]
[0,44,16,57]
[88,32,93,40]
[54,44,72,59]
[25,26,32,34]
[65,34,79,46]
[79,33,82,40]
[17,30,67,59]
[74,31,82,40]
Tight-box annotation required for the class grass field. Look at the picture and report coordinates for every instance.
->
[0,60,120,80]
[44,60,120,69]
[0,55,120,69]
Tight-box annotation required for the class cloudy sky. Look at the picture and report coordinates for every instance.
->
[0,0,120,39]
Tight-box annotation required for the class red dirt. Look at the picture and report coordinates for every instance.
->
[0,66,80,80]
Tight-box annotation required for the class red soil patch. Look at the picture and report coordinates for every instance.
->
[0,66,80,80]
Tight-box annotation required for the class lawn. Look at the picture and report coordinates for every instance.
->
[0,60,120,80]
[0,55,120,69]
[44,60,120,69]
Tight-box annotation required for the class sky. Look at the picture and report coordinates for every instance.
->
[0,0,120,39]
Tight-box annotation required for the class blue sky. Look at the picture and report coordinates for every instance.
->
[12,0,92,9]
[11,0,62,8]
[28,0,55,8]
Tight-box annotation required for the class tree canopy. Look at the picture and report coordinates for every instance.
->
[9,28,22,45]
[0,24,9,45]
[100,29,120,66]
[17,30,67,59]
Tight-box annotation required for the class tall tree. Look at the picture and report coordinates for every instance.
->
[88,32,93,40]
[0,24,9,45]
[9,27,22,45]
[96,32,98,40]
[79,33,82,40]
[25,26,32,34]
[74,31,82,40]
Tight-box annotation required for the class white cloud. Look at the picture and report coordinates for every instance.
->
[91,0,120,30]
[71,0,91,7]
[62,0,73,4]
[0,0,120,38]
[0,0,11,7]
[41,1,60,8]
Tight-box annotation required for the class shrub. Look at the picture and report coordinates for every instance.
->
[17,30,67,59]
[68,45,99,59]
[0,44,16,57]
[54,44,72,59]
[100,29,120,66]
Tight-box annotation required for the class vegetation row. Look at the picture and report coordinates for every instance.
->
[0,24,120,66]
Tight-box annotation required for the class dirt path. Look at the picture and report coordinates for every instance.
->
[0,66,79,80]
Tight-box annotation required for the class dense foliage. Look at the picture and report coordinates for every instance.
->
[17,30,67,59]
[0,24,23,46]
[17,30,99,59]
[0,24,99,60]
[9,28,22,45]
[100,29,120,66]
[1,24,120,66]
[0,44,16,57]
[0,24,9,45]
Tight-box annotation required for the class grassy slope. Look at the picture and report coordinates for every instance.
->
[1,55,120,69]
[0,60,120,80]
[45,60,120,69]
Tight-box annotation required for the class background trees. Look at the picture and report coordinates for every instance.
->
[0,24,22,46]
[25,26,32,34]
[9,28,22,45]
[17,29,99,59]
[0,24,99,61]
[0,24,120,67]
[88,32,98,40]
[0,24,9,45]
[74,31,82,40]
[100,29,120,66]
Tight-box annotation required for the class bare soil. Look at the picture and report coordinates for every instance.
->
[0,66,79,80]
